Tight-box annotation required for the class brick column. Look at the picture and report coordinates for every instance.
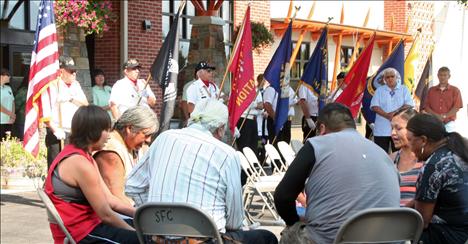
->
[180,16,227,93]
[57,25,92,102]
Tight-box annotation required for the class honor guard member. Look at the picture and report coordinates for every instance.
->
[298,83,319,141]
[263,84,298,144]
[185,61,220,115]
[109,58,156,119]
[45,56,88,168]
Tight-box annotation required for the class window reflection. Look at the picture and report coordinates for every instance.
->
[30,0,40,31]
[9,1,25,30]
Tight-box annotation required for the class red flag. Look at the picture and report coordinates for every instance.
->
[336,35,375,117]
[227,6,255,133]
[23,0,60,156]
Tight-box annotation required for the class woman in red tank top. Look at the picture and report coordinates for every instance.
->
[44,105,139,243]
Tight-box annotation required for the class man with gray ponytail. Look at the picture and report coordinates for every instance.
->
[95,106,158,206]
[126,99,278,244]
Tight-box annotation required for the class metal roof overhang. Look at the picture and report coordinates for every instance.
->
[271,18,413,47]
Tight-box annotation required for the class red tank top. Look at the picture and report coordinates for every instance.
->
[44,144,101,243]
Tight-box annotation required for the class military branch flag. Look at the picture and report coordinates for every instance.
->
[336,34,375,118]
[300,27,328,110]
[361,39,405,123]
[150,0,186,133]
[263,21,293,136]
[404,37,420,93]
[414,52,432,111]
[227,6,255,134]
[23,0,60,156]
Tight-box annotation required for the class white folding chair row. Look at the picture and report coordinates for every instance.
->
[264,144,288,173]
[236,151,282,223]
[277,141,296,166]
[242,147,270,177]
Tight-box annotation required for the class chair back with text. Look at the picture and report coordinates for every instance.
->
[333,207,423,244]
[36,188,76,244]
[134,202,223,244]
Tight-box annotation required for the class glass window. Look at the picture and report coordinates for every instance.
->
[162,15,170,37]
[291,42,310,81]
[29,0,40,31]
[186,2,195,16]
[9,1,25,30]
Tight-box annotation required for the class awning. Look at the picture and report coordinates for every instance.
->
[271,18,414,47]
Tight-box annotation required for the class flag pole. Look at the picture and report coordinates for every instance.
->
[293,16,333,99]
[267,5,301,150]
[136,73,153,105]
[330,3,345,92]
[231,87,262,147]
[218,3,250,99]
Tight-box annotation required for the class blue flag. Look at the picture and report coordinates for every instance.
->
[263,22,293,136]
[361,40,405,123]
[300,27,328,110]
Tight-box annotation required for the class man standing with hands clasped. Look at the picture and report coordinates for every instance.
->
[371,68,414,153]
[422,66,463,132]
[45,56,88,168]
[109,58,156,120]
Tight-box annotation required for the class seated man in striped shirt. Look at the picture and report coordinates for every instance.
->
[126,99,277,244]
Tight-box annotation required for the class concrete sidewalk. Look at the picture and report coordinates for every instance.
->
[1,190,53,244]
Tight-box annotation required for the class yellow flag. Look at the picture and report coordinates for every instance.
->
[404,39,419,93]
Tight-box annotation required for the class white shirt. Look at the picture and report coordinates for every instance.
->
[109,77,156,115]
[298,85,319,116]
[241,91,263,118]
[186,79,220,105]
[263,86,298,116]
[125,124,244,233]
[49,79,87,132]
[181,80,195,101]
[370,83,414,136]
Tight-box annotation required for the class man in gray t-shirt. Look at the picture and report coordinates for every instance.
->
[274,103,400,244]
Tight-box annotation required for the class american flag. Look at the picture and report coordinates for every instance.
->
[23,0,60,156]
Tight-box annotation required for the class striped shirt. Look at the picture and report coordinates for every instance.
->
[125,124,244,233]
[394,150,423,206]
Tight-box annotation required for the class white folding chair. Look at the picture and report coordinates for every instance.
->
[242,147,269,177]
[37,188,76,244]
[264,144,288,173]
[290,139,304,154]
[333,207,424,244]
[134,202,223,244]
[237,151,282,224]
[277,141,296,166]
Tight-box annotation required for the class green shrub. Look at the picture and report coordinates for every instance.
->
[1,134,47,185]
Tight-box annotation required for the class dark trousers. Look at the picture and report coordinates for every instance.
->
[267,118,291,145]
[373,136,396,153]
[223,229,278,244]
[80,219,139,243]
[419,223,468,244]
[301,116,317,141]
[266,118,290,171]
[236,118,259,186]
[236,118,259,155]
[45,128,69,169]
[0,124,12,141]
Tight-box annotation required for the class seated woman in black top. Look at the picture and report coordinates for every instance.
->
[406,114,468,244]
